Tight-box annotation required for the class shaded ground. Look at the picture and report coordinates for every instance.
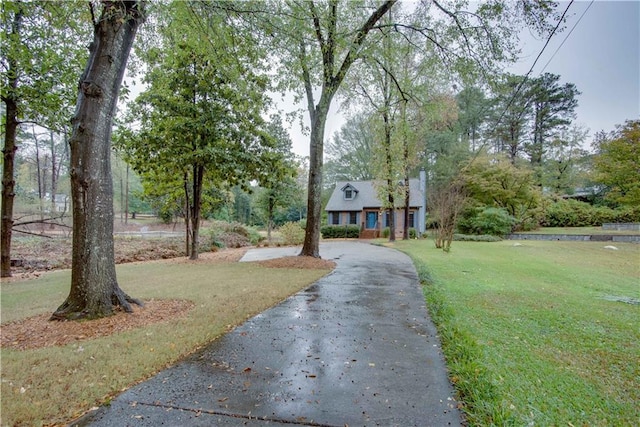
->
[2,241,334,352]
[8,236,186,276]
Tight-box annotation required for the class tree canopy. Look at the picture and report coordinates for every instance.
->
[121,1,280,258]
[593,120,640,207]
[1,0,89,277]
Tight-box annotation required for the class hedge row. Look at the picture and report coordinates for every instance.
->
[542,199,640,227]
[381,227,418,238]
[321,225,360,239]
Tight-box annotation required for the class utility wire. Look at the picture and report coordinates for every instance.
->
[491,0,575,130]
[539,0,595,74]
[459,0,579,170]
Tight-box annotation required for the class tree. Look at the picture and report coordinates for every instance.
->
[430,181,466,252]
[123,1,273,259]
[1,1,88,277]
[51,1,145,320]
[324,113,376,183]
[455,86,490,152]
[460,153,542,230]
[542,124,589,194]
[526,72,579,168]
[253,115,299,243]
[488,73,533,163]
[276,0,397,256]
[593,120,640,207]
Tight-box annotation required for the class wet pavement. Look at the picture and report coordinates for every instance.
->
[73,241,461,426]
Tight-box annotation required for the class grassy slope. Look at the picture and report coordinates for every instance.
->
[1,260,330,426]
[392,239,639,426]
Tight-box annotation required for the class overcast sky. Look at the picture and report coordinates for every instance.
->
[511,0,639,136]
[286,0,640,157]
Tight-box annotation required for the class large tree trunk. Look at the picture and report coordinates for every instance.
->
[300,100,330,258]
[52,1,144,320]
[1,7,22,278]
[1,95,18,278]
[297,1,396,258]
[189,164,204,260]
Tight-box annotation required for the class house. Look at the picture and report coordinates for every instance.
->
[325,169,426,239]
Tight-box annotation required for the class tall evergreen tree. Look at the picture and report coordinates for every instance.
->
[526,72,580,167]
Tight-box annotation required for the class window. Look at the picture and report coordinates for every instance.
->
[332,212,340,225]
[409,212,415,228]
[349,212,358,224]
[344,189,353,200]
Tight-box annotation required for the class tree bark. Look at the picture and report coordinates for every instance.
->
[52,1,145,320]
[300,96,331,257]
[189,164,204,260]
[1,7,23,278]
[49,129,60,228]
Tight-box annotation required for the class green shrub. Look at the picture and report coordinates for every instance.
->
[207,221,263,249]
[383,227,417,238]
[320,225,360,239]
[279,221,305,245]
[458,207,516,236]
[158,206,174,224]
[541,199,640,227]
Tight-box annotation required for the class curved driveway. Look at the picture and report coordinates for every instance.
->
[76,241,461,427]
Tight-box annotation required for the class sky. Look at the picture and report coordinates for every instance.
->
[284,0,640,157]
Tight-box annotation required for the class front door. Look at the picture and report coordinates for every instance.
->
[366,211,377,229]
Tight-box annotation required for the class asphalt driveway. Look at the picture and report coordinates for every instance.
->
[74,241,461,426]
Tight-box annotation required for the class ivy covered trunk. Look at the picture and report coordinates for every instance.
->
[52,1,144,320]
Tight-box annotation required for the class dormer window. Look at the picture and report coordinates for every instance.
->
[342,184,358,200]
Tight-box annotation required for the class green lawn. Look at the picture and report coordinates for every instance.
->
[391,239,639,426]
[1,258,331,426]
[517,226,640,235]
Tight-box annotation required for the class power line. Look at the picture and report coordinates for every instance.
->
[540,0,595,74]
[492,0,575,128]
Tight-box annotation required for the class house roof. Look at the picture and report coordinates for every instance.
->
[325,179,424,211]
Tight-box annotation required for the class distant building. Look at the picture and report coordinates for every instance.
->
[53,194,69,213]
[325,169,426,239]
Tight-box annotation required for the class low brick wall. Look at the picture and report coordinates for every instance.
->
[507,233,640,243]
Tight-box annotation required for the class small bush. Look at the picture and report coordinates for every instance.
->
[279,221,305,245]
[320,225,360,239]
[458,207,515,236]
[208,221,263,249]
[382,227,418,238]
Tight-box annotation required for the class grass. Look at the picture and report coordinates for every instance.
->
[390,239,640,426]
[517,226,640,235]
[1,259,331,426]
